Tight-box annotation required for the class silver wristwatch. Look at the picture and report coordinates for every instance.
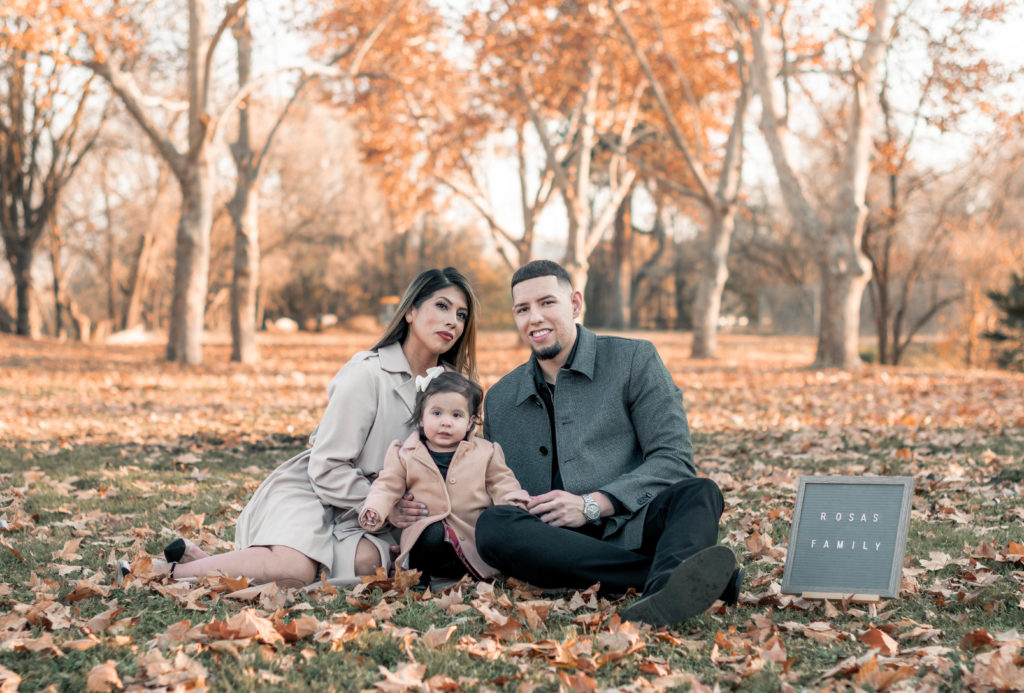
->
[581,494,601,524]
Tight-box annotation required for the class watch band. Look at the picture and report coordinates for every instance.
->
[582,493,601,524]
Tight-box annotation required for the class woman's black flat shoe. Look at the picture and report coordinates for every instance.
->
[163,538,187,563]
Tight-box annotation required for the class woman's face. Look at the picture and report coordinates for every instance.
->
[404,286,469,357]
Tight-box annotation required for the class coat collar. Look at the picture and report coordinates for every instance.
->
[378,341,417,414]
[378,341,412,374]
[512,325,597,405]
[401,430,472,469]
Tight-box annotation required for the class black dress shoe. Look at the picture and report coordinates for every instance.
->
[720,566,744,606]
[163,538,186,563]
[620,545,737,627]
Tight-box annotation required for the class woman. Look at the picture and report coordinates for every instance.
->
[154,267,478,588]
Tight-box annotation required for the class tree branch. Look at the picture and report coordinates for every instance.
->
[86,59,187,181]
[202,0,249,116]
[608,0,715,203]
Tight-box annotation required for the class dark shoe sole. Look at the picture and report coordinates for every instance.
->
[721,565,744,606]
[620,545,737,627]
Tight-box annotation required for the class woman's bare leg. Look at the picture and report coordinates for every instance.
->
[353,537,384,576]
[167,545,318,589]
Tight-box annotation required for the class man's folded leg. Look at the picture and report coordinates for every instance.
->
[477,503,741,627]
[475,505,650,594]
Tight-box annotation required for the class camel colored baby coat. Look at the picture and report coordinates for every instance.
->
[359,431,529,578]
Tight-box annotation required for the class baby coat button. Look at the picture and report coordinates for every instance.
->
[539,446,549,456]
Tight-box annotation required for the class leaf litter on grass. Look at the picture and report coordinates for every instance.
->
[1,332,1023,691]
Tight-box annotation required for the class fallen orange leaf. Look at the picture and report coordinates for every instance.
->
[421,624,458,648]
[961,628,995,651]
[860,627,899,656]
[276,615,323,643]
[85,660,122,692]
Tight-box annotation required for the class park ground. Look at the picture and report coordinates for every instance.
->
[0,330,1022,692]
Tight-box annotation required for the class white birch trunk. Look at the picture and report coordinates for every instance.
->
[740,0,890,368]
[229,181,260,363]
[691,206,735,358]
[167,160,213,364]
[228,7,260,363]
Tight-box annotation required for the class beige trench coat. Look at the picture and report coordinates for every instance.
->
[358,431,529,579]
[234,341,420,585]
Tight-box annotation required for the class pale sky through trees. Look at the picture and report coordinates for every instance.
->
[233,0,1022,258]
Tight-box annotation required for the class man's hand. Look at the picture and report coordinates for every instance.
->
[387,492,428,528]
[527,490,588,527]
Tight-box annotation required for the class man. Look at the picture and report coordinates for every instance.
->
[476,260,742,626]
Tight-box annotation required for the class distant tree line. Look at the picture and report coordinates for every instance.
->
[1,0,1022,369]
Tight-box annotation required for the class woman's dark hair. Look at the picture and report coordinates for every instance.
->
[372,267,478,377]
[407,372,484,433]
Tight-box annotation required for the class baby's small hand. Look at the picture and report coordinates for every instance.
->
[363,509,379,526]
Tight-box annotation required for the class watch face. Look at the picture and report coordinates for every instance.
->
[584,497,600,520]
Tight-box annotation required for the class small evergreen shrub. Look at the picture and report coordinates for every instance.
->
[984,271,1024,370]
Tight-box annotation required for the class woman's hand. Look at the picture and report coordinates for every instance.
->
[388,492,428,528]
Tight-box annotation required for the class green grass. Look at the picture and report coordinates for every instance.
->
[1,426,1023,691]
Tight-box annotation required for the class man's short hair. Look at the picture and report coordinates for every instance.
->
[510,260,573,292]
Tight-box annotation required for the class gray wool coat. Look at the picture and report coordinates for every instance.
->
[482,326,696,550]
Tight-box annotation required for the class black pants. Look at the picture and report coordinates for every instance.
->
[408,521,470,582]
[475,477,724,594]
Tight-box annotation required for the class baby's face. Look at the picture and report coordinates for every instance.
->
[421,391,473,452]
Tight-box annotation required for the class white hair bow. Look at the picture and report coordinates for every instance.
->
[415,366,445,392]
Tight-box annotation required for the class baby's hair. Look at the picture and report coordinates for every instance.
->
[408,371,483,428]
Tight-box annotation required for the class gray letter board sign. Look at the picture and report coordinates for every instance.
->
[782,476,914,600]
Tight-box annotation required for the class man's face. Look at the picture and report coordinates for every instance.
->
[511,275,582,361]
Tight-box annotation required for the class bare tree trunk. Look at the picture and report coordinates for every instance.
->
[673,247,689,330]
[815,248,870,366]
[863,222,891,364]
[738,0,888,368]
[48,219,66,339]
[965,283,981,368]
[255,283,265,332]
[561,68,596,312]
[565,258,590,306]
[521,58,637,320]
[122,230,154,330]
[815,50,879,367]
[229,181,260,362]
[12,242,35,337]
[691,206,735,358]
[608,1,747,359]
[105,224,117,324]
[164,0,215,364]
[228,7,260,363]
[66,296,91,342]
[871,278,892,364]
[609,194,632,330]
[167,161,214,364]
[88,0,232,363]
